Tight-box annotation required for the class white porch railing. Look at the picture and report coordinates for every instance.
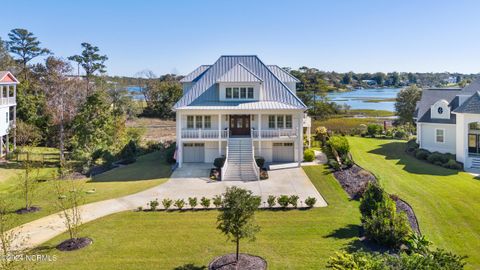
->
[251,128,297,139]
[0,97,15,106]
[181,129,229,139]
[221,131,230,181]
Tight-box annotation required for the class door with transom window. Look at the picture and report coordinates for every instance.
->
[229,115,250,136]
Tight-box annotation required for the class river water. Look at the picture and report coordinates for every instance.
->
[326,88,401,111]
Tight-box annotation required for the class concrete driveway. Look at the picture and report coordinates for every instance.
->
[166,163,327,208]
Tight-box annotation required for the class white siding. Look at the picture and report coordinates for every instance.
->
[205,141,226,163]
[418,123,456,154]
[0,107,9,136]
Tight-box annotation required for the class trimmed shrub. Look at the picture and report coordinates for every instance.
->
[359,183,387,220]
[200,197,211,209]
[363,198,411,247]
[443,159,463,170]
[188,197,198,209]
[394,129,407,139]
[415,148,430,160]
[267,195,276,208]
[162,198,173,210]
[213,157,225,168]
[255,157,265,168]
[289,195,300,208]
[304,149,315,162]
[427,152,449,164]
[212,195,223,208]
[165,143,177,164]
[277,195,290,208]
[174,199,185,210]
[343,157,354,168]
[367,124,383,137]
[305,197,317,208]
[328,136,350,156]
[149,199,159,211]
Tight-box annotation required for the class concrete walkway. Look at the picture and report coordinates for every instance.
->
[9,164,326,251]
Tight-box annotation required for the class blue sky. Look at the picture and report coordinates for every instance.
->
[1,0,479,76]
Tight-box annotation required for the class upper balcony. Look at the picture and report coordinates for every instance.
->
[0,96,16,106]
[180,127,299,140]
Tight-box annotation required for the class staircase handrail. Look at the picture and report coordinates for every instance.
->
[221,128,230,181]
[251,129,261,181]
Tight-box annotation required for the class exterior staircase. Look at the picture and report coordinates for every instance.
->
[223,137,259,181]
[471,157,480,169]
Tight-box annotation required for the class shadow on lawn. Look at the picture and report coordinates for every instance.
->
[173,263,207,270]
[366,141,457,176]
[325,224,393,253]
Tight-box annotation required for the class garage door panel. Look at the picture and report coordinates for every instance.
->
[273,143,294,162]
[183,143,205,163]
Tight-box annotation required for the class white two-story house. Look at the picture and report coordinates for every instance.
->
[0,71,18,157]
[173,55,308,180]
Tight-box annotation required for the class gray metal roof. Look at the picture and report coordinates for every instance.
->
[216,63,263,83]
[453,91,480,114]
[415,88,461,124]
[267,65,300,82]
[174,55,306,109]
[179,65,211,82]
[176,101,301,110]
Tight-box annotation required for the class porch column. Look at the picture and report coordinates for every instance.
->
[0,136,3,157]
[13,106,16,150]
[297,114,303,166]
[176,111,183,168]
[218,113,222,156]
[258,113,262,155]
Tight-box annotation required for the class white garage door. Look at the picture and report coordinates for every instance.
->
[273,142,294,162]
[183,143,205,163]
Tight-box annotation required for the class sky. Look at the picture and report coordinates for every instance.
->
[1,0,480,76]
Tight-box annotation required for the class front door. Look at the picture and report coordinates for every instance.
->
[468,134,479,155]
[230,115,250,136]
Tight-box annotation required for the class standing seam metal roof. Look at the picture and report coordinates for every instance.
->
[179,65,211,82]
[216,63,263,82]
[174,55,306,109]
[267,65,300,82]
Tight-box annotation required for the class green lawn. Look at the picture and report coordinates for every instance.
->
[30,166,365,270]
[348,137,480,269]
[0,151,170,229]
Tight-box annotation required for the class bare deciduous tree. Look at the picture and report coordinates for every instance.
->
[54,180,85,241]
[42,57,85,168]
[0,199,25,270]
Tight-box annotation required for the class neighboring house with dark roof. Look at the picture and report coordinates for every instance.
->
[414,80,480,169]
[173,55,308,181]
[0,71,18,157]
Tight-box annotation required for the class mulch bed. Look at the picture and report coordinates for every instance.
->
[209,253,267,270]
[15,206,41,214]
[392,197,421,235]
[56,237,93,251]
[333,165,377,200]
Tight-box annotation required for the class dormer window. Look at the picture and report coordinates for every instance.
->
[225,87,254,100]
[430,99,450,119]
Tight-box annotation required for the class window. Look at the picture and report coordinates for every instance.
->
[247,87,254,98]
[268,115,276,128]
[285,115,292,128]
[187,116,194,129]
[204,116,211,128]
[195,116,203,128]
[225,86,255,100]
[277,115,284,129]
[438,107,443,114]
[436,129,445,143]
[240,87,247,98]
[233,88,239,98]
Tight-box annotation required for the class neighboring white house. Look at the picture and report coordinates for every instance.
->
[173,55,309,180]
[0,71,18,157]
[414,79,480,169]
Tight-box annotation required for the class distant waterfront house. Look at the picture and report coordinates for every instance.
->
[414,79,480,169]
[173,55,310,180]
[0,71,18,157]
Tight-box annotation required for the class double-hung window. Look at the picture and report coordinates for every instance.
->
[195,116,203,129]
[436,129,445,143]
[247,87,254,98]
[187,116,194,129]
[285,115,292,128]
[233,88,239,98]
[277,115,284,129]
[268,115,276,128]
[226,88,232,98]
[204,116,211,129]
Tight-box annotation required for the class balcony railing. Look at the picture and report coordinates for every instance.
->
[0,97,15,105]
[181,128,229,139]
[251,128,298,139]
